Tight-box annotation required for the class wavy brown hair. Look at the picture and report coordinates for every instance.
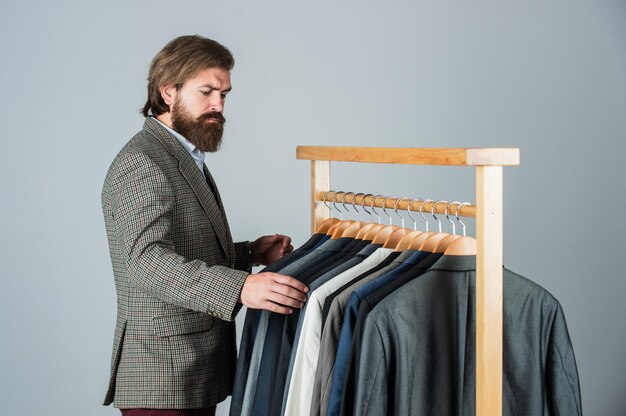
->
[142,35,234,117]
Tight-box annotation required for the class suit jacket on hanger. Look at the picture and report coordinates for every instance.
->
[335,252,443,416]
[345,256,582,416]
[101,117,251,409]
[319,250,438,416]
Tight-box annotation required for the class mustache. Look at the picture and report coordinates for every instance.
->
[197,111,225,124]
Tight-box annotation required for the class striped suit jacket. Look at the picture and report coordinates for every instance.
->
[101,117,251,409]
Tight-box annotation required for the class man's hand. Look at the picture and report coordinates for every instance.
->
[251,234,294,266]
[239,272,308,314]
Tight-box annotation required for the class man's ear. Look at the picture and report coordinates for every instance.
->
[159,85,177,107]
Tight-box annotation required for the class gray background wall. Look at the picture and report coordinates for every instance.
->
[1,1,624,415]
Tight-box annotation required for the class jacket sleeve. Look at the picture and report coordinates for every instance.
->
[547,302,583,415]
[233,241,253,272]
[109,151,249,321]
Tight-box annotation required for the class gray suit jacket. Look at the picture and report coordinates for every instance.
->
[101,117,250,409]
[348,255,582,416]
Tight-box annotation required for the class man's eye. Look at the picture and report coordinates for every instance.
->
[200,90,211,95]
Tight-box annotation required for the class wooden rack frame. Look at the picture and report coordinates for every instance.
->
[296,146,520,416]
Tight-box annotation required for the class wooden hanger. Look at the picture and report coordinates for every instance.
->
[335,221,367,239]
[332,192,384,239]
[371,196,402,244]
[433,234,462,253]
[392,197,430,251]
[330,220,356,239]
[418,232,449,252]
[347,193,379,240]
[316,191,343,233]
[418,200,457,253]
[325,221,342,235]
[407,231,433,250]
[394,230,423,251]
[355,223,381,240]
[382,228,409,248]
[362,224,385,240]
[380,197,416,248]
[371,225,400,245]
[316,217,340,234]
[443,202,476,255]
[336,193,377,239]
[324,191,355,239]
[342,194,382,242]
[444,236,477,255]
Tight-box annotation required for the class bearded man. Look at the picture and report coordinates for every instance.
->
[101,35,308,416]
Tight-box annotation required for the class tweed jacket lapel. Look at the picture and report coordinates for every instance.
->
[143,117,230,256]
[203,164,236,260]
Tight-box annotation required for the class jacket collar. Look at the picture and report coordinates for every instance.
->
[427,254,476,272]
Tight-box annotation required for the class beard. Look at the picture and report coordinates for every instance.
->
[171,99,226,153]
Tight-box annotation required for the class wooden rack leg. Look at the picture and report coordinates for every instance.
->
[311,160,330,234]
[476,166,503,416]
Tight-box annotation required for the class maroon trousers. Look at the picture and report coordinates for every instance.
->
[120,407,216,416]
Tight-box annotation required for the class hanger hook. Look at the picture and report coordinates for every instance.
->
[394,197,409,229]
[360,193,374,222]
[371,194,385,224]
[456,202,471,237]
[382,196,395,225]
[322,190,334,218]
[446,201,461,235]
[341,192,355,221]
[332,191,345,220]
[419,199,434,233]
[432,200,448,233]
[407,198,421,231]
[352,193,365,222]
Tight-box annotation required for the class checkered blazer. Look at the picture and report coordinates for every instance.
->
[102,117,251,409]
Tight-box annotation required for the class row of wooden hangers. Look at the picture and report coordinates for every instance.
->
[316,191,477,256]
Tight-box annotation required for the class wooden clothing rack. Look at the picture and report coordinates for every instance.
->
[296,146,520,416]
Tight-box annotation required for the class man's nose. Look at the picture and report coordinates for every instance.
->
[209,97,224,113]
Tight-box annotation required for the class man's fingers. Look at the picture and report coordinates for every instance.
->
[240,272,309,314]
[271,273,308,290]
[268,281,307,304]
[268,292,305,309]
[263,301,294,315]
[279,244,293,255]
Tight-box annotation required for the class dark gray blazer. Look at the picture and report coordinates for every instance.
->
[101,117,250,409]
[346,255,582,416]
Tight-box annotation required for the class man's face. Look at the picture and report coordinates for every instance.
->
[169,67,231,152]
